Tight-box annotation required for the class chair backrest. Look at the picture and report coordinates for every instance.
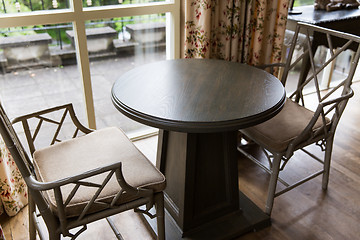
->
[281,23,360,154]
[0,103,61,219]
[11,104,92,155]
[0,102,60,227]
[0,103,33,179]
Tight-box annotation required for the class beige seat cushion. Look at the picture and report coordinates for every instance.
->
[33,127,165,217]
[241,98,330,153]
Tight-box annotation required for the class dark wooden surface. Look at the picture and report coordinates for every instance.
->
[288,5,360,26]
[111,59,286,239]
[111,59,285,133]
[288,5,360,50]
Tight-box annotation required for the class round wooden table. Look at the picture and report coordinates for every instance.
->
[112,59,286,239]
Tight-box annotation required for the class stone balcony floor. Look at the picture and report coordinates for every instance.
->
[0,49,166,136]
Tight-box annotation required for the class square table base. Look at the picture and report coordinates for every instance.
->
[153,130,271,239]
[144,191,270,239]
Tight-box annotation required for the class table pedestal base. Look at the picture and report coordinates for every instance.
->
[155,130,270,238]
[145,191,270,239]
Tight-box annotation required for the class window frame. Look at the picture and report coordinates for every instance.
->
[0,0,181,129]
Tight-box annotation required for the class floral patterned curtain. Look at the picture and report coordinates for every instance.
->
[183,0,289,66]
[0,136,28,217]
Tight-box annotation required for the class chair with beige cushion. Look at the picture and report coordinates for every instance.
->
[238,22,360,215]
[0,103,166,240]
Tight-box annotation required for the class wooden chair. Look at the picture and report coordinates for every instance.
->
[0,103,166,240]
[238,22,360,215]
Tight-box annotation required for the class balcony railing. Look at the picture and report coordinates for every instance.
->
[1,0,166,13]
[0,14,166,72]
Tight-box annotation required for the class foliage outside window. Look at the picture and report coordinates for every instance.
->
[294,0,315,6]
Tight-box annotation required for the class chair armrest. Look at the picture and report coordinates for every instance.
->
[286,88,354,157]
[321,88,354,107]
[25,161,123,191]
[26,161,151,196]
[26,160,153,225]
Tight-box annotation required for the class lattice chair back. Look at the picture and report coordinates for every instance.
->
[11,104,92,155]
[0,102,60,237]
[280,22,360,158]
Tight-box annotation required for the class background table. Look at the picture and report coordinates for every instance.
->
[287,5,360,88]
[112,59,286,239]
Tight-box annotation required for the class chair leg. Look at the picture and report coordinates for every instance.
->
[28,193,37,240]
[48,231,61,240]
[322,136,334,190]
[154,192,165,240]
[265,154,282,215]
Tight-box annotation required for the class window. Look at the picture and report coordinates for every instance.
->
[293,0,314,6]
[0,0,180,137]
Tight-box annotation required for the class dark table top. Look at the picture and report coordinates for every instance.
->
[111,59,286,133]
[288,5,360,25]
[287,5,360,50]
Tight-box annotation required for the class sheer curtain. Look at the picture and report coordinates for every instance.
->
[182,0,289,67]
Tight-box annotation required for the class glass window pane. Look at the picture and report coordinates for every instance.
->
[294,0,314,7]
[84,0,166,8]
[1,0,69,14]
[87,14,166,135]
[0,23,87,149]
